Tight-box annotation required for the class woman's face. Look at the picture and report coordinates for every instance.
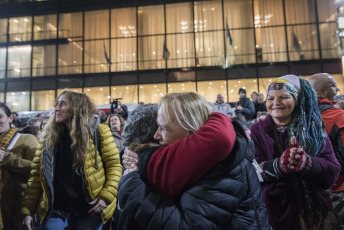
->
[266,89,295,124]
[154,110,190,146]
[55,93,72,125]
[0,108,12,135]
[110,116,121,131]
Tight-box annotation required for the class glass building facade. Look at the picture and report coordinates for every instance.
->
[0,0,343,111]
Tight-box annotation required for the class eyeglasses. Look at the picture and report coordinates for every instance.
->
[316,83,338,91]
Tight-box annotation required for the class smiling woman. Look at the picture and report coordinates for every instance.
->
[251,75,340,230]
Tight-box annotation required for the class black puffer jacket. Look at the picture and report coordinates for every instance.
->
[117,124,270,230]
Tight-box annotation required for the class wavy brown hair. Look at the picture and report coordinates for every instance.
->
[42,91,96,172]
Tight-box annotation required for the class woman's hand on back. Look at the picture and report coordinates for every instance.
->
[122,147,139,172]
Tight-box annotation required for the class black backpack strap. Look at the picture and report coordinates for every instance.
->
[328,124,344,174]
[318,103,333,113]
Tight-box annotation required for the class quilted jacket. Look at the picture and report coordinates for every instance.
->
[21,124,122,223]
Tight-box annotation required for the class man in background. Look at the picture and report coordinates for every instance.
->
[210,93,235,118]
[308,73,344,229]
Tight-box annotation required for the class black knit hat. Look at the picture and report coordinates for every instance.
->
[238,88,246,94]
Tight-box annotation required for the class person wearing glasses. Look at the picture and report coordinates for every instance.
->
[309,73,344,229]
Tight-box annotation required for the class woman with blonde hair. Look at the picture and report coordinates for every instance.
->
[119,92,269,229]
[22,91,122,230]
[106,114,125,152]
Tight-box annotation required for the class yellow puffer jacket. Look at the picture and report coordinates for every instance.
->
[21,124,122,223]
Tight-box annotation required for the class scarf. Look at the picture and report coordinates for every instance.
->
[0,127,18,230]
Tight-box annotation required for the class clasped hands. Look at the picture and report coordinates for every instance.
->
[278,136,311,175]
[122,147,139,175]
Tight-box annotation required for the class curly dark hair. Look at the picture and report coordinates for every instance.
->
[122,104,158,147]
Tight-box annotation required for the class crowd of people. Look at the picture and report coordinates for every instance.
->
[0,73,343,230]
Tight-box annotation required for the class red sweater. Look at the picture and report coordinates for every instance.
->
[319,98,344,192]
[147,112,236,197]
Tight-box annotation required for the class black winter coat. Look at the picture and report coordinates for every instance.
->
[116,142,270,230]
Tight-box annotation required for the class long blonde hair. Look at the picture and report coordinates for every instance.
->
[43,91,96,172]
[158,92,211,134]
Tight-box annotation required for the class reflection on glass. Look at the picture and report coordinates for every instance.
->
[8,46,31,78]
[228,78,259,102]
[139,83,166,104]
[224,0,253,29]
[197,80,227,102]
[137,5,164,36]
[195,31,224,67]
[58,41,83,75]
[9,17,32,42]
[33,46,56,76]
[59,12,83,38]
[84,87,110,105]
[287,25,319,61]
[34,14,57,40]
[57,88,82,96]
[6,91,30,111]
[111,8,136,38]
[85,10,109,40]
[84,40,110,73]
[0,48,6,79]
[319,23,339,59]
[111,85,138,104]
[168,81,196,94]
[111,38,137,72]
[194,1,223,31]
[166,2,193,33]
[138,35,165,70]
[166,34,195,68]
[32,90,55,110]
[226,29,256,65]
[0,19,7,43]
[0,93,4,102]
[255,27,287,63]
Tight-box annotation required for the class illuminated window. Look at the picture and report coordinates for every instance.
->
[57,88,82,96]
[84,10,109,40]
[58,41,83,75]
[0,48,6,79]
[285,0,316,24]
[168,81,196,94]
[195,31,224,67]
[111,38,137,72]
[34,14,57,40]
[255,27,287,63]
[139,83,166,104]
[197,81,227,102]
[8,46,31,78]
[258,77,278,99]
[224,0,253,29]
[137,5,164,36]
[138,35,165,70]
[287,25,319,61]
[319,23,339,59]
[84,40,110,73]
[59,12,83,38]
[84,87,110,106]
[166,34,195,68]
[9,17,32,42]
[0,93,4,102]
[111,85,138,104]
[194,1,223,31]
[166,2,193,33]
[32,90,55,110]
[32,46,56,76]
[228,78,259,103]
[0,18,7,43]
[111,7,136,38]
[226,29,256,65]
[6,91,30,111]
